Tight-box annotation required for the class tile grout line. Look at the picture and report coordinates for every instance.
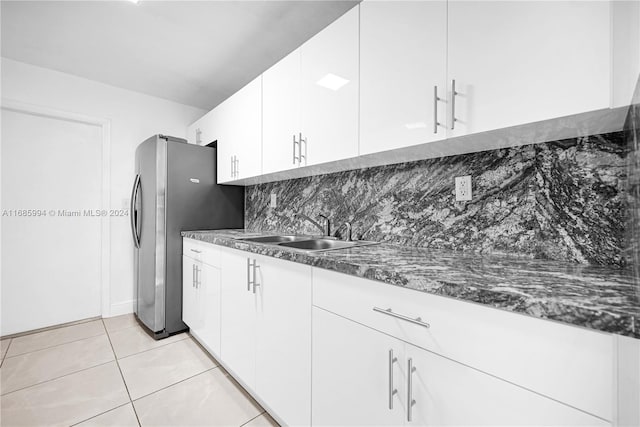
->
[115,333,191,361]
[0,316,100,341]
[1,339,14,368]
[4,331,107,360]
[68,401,133,427]
[131,366,219,402]
[102,319,143,427]
[0,360,115,397]
[239,411,267,427]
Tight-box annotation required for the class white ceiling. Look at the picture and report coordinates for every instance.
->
[1,0,358,110]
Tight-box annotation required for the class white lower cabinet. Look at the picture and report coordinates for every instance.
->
[312,307,609,427]
[313,307,405,427]
[186,240,626,427]
[219,248,257,387]
[182,253,221,356]
[218,246,312,425]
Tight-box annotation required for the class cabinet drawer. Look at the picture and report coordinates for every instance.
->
[312,268,614,420]
[182,238,220,267]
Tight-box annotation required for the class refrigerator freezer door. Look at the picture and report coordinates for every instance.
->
[164,142,243,334]
[134,136,167,335]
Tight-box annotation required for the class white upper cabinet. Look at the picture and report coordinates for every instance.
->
[187,108,220,146]
[360,0,447,156]
[300,6,359,166]
[217,75,262,184]
[262,49,302,174]
[447,1,611,138]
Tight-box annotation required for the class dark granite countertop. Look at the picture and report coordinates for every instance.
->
[182,229,640,339]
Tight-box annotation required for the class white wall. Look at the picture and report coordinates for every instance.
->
[1,58,206,318]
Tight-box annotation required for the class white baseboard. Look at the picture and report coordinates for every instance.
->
[106,300,134,318]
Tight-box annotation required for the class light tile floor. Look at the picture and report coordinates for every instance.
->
[0,315,278,427]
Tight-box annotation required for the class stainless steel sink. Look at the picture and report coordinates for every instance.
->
[240,235,311,244]
[277,238,378,252]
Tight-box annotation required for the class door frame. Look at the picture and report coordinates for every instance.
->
[1,98,112,318]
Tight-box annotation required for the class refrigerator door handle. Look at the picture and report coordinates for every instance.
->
[130,174,141,248]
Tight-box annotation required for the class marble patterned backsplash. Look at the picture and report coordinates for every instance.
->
[245,131,635,266]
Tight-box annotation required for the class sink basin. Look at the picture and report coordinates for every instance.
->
[240,235,311,244]
[277,238,378,252]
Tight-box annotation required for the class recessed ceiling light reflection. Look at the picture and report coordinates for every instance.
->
[316,73,350,91]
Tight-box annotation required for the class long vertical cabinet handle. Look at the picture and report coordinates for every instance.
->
[231,156,236,178]
[252,260,260,294]
[388,349,398,410]
[451,79,458,130]
[433,86,442,134]
[196,265,200,289]
[235,157,239,178]
[192,264,196,288]
[407,358,416,422]
[299,133,307,166]
[293,134,299,164]
[247,258,253,291]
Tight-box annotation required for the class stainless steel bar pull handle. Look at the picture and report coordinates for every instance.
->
[247,258,253,291]
[192,264,196,288]
[373,307,430,329]
[388,349,398,410]
[451,79,458,130]
[129,174,141,248]
[235,157,239,178]
[190,249,201,254]
[231,156,235,178]
[293,134,299,164]
[407,358,416,422]
[299,133,306,165]
[433,86,442,134]
[252,261,260,294]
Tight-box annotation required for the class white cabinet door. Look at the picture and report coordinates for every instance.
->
[447,1,610,138]
[360,0,447,155]
[219,248,256,387]
[187,109,220,146]
[182,255,198,331]
[198,263,221,357]
[255,256,312,426]
[262,49,302,174]
[301,6,359,166]
[215,100,235,183]
[406,344,609,426]
[217,76,262,183]
[312,307,406,427]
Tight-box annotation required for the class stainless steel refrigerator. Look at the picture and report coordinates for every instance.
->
[130,135,243,339]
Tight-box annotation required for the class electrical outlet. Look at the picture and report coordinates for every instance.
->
[455,175,472,201]
[270,193,277,209]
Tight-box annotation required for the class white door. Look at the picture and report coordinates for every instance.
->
[1,108,103,335]
[255,256,312,426]
[405,344,609,426]
[198,263,221,356]
[312,307,406,427]
[301,6,359,166]
[219,248,256,387]
[262,49,302,174]
[360,0,447,155]
[182,255,198,331]
[447,1,610,138]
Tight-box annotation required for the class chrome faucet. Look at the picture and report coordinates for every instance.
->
[295,213,331,237]
[344,222,352,242]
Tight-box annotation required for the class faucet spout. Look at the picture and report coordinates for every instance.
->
[295,213,330,237]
